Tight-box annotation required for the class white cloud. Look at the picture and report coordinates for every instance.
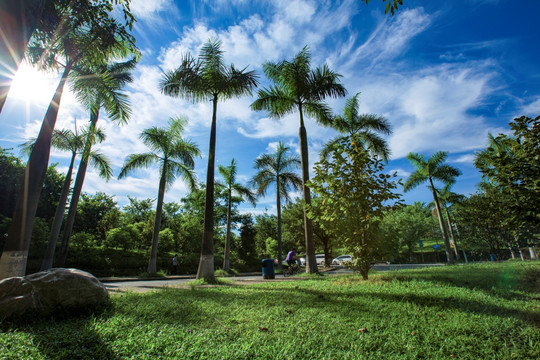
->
[389,168,411,177]
[130,0,174,21]
[451,154,476,164]
[520,97,540,117]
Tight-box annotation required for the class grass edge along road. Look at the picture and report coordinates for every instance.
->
[1,261,539,359]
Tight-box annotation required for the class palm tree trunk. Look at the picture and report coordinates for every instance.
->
[56,110,99,267]
[0,63,71,279]
[443,202,460,260]
[222,188,232,272]
[40,151,76,271]
[0,0,46,113]
[148,165,167,274]
[429,178,454,263]
[276,185,282,271]
[298,104,317,273]
[197,95,218,282]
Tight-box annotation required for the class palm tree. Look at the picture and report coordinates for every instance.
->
[435,183,467,262]
[160,38,258,282]
[320,93,392,161]
[251,142,302,270]
[251,46,346,273]
[19,124,109,270]
[56,58,136,267]
[217,159,256,272]
[119,117,200,274]
[403,151,461,263]
[0,13,137,278]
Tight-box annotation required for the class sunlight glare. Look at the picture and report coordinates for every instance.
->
[9,62,58,107]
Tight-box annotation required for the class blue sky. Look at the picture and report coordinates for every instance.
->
[1,0,539,216]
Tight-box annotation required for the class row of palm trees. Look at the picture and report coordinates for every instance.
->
[158,39,405,281]
[1,30,446,280]
[0,2,139,279]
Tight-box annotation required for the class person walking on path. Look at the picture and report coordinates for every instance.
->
[171,255,179,275]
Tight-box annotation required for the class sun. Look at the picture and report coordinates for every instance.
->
[8,62,59,107]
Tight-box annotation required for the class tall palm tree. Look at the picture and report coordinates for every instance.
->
[0,14,137,278]
[217,159,256,272]
[251,142,302,270]
[251,46,346,273]
[161,38,258,282]
[320,93,392,161]
[119,117,200,274]
[56,58,136,267]
[403,151,461,263]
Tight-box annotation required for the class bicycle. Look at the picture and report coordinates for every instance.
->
[283,260,302,276]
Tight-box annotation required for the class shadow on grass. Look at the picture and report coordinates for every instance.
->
[0,307,119,360]
[374,262,540,301]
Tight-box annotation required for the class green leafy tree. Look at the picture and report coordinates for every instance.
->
[0,147,24,218]
[380,202,433,261]
[321,93,392,161]
[235,214,258,271]
[403,151,461,263]
[217,159,256,272]
[251,142,302,269]
[453,184,517,259]
[308,135,401,279]
[119,117,200,274]
[475,115,539,255]
[251,46,346,273]
[161,38,258,282]
[122,196,155,224]
[73,192,118,237]
[254,213,278,258]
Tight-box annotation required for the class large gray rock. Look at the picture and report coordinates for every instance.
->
[0,268,109,320]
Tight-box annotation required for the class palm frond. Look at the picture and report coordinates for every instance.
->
[118,153,158,179]
[89,150,113,180]
[403,170,428,192]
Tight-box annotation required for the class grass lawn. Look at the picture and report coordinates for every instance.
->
[1,261,538,359]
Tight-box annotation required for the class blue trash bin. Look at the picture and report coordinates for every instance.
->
[262,258,275,279]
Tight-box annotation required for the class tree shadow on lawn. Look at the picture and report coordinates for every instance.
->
[0,309,120,360]
[373,263,540,302]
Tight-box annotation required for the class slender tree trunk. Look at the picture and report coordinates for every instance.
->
[40,151,76,271]
[148,165,167,274]
[443,202,460,260]
[529,246,537,260]
[507,242,516,259]
[0,0,46,113]
[276,186,282,270]
[0,64,71,279]
[57,110,99,267]
[429,178,454,263]
[222,188,232,272]
[197,95,218,282]
[298,104,317,273]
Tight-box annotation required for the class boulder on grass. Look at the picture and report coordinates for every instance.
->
[0,268,109,320]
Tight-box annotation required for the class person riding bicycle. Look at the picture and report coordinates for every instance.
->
[285,248,298,274]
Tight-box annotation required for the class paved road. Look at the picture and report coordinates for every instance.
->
[103,263,445,293]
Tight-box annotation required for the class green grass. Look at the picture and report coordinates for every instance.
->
[1,261,538,359]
